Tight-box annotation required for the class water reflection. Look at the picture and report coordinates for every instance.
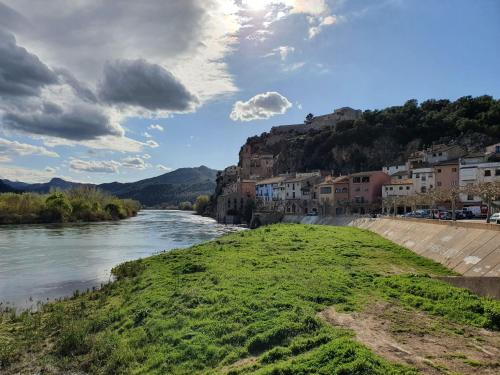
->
[0,210,243,309]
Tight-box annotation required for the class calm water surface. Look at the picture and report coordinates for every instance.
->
[0,210,243,309]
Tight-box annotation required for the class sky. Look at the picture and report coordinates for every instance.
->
[0,0,499,183]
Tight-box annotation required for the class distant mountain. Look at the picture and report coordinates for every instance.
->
[0,180,19,193]
[99,166,217,207]
[1,166,218,207]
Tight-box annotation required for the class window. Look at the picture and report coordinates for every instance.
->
[437,169,442,173]
[485,170,491,177]
[385,187,388,191]
[421,176,426,181]
[389,187,393,191]
[399,186,403,190]
[361,176,370,183]
[414,173,420,178]
[292,192,295,199]
[496,169,500,176]
[437,181,442,187]
[432,153,436,157]
[353,177,361,183]
[438,152,442,156]
[467,194,473,201]
[452,168,457,172]
[421,187,427,193]
[292,183,295,190]
[320,186,332,194]
[406,186,410,190]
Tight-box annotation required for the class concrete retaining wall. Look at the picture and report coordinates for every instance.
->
[436,277,500,299]
[353,218,500,277]
[280,215,500,277]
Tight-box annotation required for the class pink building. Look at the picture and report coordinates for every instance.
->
[349,171,391,213]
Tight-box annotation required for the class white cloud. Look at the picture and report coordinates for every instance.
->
[69,159,120,173]
[0,164,61,183]
[308,15,340,38]
[283,61,305,72]
[230,91,292,121]
[148,124,164,131]
[45,166,56,173]
[142,153,151,159]
[143,132,152,138]
[146,140,160,148]
[0,137,59,158]
[265,45,295,61]
[120,156,151,170]
[157,164,172,171]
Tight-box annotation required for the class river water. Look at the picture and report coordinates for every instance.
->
[0,210,242,309]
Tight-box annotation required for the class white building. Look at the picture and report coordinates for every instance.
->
[412,167,435,193]
[382,164,408,176]
[382,179,415,198]
[459,159,500,204]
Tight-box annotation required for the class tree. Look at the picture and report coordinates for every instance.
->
[194,195,210,216]
[45,192,73,222]
[466,182,500,223]
[178,201,193,211]
[305,113,314,124]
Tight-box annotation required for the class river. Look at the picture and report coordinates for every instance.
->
[0,210,243,309]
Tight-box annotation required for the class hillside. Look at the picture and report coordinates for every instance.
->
[0,180,18,193]
[1,166,218,207]
[241,96,500,175]
[99,166,218,207]
[1,225,499,374]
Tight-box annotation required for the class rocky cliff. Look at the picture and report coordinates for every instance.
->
[238,96,500,177]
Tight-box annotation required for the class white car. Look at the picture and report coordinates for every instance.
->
[489,213,500,224]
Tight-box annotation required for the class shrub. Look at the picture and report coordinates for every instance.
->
[178,201,193,211]
[45,192,73,222]
[194,195,210,215]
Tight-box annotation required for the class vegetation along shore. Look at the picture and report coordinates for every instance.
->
[1,224,498,374]
[0,187,140,225]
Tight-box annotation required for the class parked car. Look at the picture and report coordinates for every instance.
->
[439,211,452,220]
[454,210,465,220]
[489,213,500,224]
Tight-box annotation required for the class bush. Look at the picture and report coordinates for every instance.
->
[0,188,140,224]
[45,192,73,222]
[194,195,210,215]
[178,201,193,211]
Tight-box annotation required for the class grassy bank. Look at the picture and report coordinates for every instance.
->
[1,224,499,374]
[0,187,140,224]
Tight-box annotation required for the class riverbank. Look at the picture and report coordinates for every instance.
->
[1,224,499,374]
[0,188,140,225]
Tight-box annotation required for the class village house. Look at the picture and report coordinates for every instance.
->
[239,144,275,179]
[284,173,322,214]
[216,179,256,224]
[411,167,435,193]
[459,153,500,205]
[349,171,391,214]
[255,176,286,203]
[434,160,459,190]
[382,164,409,177]
[382,179,414,214]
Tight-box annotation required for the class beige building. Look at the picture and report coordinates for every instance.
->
[434,160,459,190]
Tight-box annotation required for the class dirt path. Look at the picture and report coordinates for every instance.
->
[319,303,500,374]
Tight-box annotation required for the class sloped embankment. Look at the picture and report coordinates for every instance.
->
[1,225,499,374]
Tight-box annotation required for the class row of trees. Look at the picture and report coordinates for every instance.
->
[0,187,140,224]
[382,181,500,222]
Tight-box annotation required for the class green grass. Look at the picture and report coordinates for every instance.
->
[1,224,499,374]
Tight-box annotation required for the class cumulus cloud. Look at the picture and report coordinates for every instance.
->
[0,137,59,158]
[230,91,292,121]
[69,159,120,174]
[148,124,164,131]
[98,59,199,112]
[120,156,150,170]
[0,29,58,97]
[45,166,56,173]
[143,132,152,138]
[3,102,124,141]
[55,68,98,103]
[69,154,153,174]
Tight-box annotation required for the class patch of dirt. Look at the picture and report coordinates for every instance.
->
[219,356,258,374]
[319,303,500,374]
